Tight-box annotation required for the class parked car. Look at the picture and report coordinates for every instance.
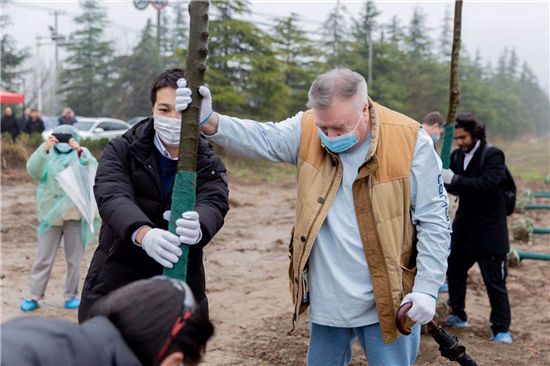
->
[127,116,149,125]
[42,117,131,141]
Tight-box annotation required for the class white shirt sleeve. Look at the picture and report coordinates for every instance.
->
[410,128,452,298]
[206,112,303,166]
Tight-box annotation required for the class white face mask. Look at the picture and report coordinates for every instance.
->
[153,114,181,147]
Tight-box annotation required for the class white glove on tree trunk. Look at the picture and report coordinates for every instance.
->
[175,78,213,125]
[141,229,182,268]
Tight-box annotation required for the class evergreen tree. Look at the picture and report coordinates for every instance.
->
[406,7,431,58]
[0,13,30,92]
[207,0,289,120]
[170,1,189,61]
[59,0,114,116]
[349,0,381,81]
[108,19,163,120]
[322,0,351,67]
[386,15,404,49]
[439,5,452,63]
[507,48,519,80]
[272,13,322,115]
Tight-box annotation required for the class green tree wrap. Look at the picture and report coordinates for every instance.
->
[440,124,455,169]
[163,170,197,281]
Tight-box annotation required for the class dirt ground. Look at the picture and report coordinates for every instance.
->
[1,169,549,366]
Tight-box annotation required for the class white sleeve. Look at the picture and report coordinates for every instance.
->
[410,128,452,298]
[206,112,303,166]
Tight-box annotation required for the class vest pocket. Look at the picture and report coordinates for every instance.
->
[400,265,417,296]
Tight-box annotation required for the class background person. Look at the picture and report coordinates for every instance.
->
[1,106,20,139]
[25,109,45,134]
[3,276,214,366]
[442,113,513,344]
[57,107,77,125]
[19,106,31,133]
[421,111,445,145]
[20,125,99,312]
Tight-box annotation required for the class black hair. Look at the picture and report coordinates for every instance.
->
[88,277,214,366]
[149,68,186,107]
[422,111,445,127]
[455,112,486,140]
[31,109,38,113]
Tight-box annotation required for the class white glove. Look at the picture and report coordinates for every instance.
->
[163,210,202,245]
[400,292,436,325]
[441,169,455,185]
[175,78,213,125]
[141,229,182,268]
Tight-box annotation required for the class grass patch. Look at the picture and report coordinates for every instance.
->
[496,137,549,182]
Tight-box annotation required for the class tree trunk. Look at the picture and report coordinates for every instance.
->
[164,0,210,281]
[440,0,463,169]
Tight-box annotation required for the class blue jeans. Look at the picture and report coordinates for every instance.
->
[307,322,420,366]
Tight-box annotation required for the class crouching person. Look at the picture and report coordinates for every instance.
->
[3,276,213,366]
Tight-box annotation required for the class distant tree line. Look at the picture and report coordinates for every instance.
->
[3,0,549,137]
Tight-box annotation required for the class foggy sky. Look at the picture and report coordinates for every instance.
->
[3,1,549,93]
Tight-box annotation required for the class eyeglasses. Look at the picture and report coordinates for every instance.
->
[154,276,197,363]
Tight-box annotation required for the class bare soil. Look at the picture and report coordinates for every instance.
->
[1,170,549,365]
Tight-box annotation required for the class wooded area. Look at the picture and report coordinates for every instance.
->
[2,0,549,137]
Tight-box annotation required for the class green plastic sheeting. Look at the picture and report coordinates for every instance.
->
[163,170,197,281]
[440,124,455,169]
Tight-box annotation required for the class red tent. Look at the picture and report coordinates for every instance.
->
[0,90,25,104]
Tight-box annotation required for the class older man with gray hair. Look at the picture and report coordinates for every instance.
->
[176,68,451,365]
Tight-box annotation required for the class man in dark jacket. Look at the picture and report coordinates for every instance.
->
[25,109,45,134]
[19,106,31,133]
[1,107,20,139]
[441,112,512,344]
[79,68,229,322]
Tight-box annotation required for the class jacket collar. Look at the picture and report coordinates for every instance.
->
[126,117,156,164]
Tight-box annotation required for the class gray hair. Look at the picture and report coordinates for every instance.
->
[307,68,368,111]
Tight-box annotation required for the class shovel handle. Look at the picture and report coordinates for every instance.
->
[396,302,438,335]
[396,302,414,335]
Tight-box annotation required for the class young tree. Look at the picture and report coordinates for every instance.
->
[59,0,114,116]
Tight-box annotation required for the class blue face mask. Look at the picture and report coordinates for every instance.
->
[55,142,73,154]
[432,134,441,143]
[318,114,363,153]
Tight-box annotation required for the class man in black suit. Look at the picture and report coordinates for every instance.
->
[441,113,512,344]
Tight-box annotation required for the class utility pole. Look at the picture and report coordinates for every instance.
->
[157,8,161,51]
[36,36,42,111]
[50,10,65,113]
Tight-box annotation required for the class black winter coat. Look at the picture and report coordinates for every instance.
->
[1,115,20,137]
[25,118,45,134]
[1,316,141,366]
[79,118,229,322]
[446,139,509,258]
